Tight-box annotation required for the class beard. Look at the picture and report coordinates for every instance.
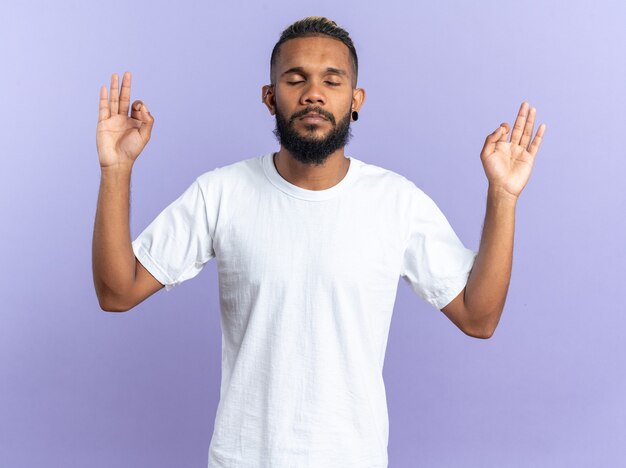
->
[272,105,353,166]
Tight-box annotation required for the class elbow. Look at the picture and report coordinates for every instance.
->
[98,299,129,313]
[96,290,131,313]
[465,327,495,339]
[100,302,130,313]
[463,314,498,339]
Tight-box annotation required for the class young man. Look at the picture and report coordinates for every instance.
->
[92,16,545,468]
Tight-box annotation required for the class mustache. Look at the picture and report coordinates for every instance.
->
[290,107,335,124]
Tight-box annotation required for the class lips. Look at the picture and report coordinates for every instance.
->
[300,112,328,121]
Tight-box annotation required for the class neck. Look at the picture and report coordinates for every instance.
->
[273,147,350,191]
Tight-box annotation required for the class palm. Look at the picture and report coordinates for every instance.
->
[480,101,546,199]
[96,114,144,165]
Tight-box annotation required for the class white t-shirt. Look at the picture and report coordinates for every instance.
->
[131,152,478,468]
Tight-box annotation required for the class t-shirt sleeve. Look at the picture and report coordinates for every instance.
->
[399,182,478,310]
[131,176,216,292]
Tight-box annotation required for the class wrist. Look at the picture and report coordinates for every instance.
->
[100,162,134,176]
[100,165,134,186]
[487,185,519,205]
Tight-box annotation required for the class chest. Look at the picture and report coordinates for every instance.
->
[214,196,404,292]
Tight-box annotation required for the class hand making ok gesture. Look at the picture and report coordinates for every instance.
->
[480,101,546,201]
[96,71,155,169]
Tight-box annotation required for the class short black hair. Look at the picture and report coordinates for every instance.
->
[270,16,358,88]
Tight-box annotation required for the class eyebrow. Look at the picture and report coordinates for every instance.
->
[280,66,347,78]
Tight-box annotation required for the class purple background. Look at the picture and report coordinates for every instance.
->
[2,1,625,467]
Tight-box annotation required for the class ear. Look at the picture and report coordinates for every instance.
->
[351,87,366,114]
[261,84,276,115]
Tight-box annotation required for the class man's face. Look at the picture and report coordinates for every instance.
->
[268,36,358,166]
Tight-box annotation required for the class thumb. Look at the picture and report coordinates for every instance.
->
[482,125,505,156]
[133,101,154,141]
[130,100,146,120]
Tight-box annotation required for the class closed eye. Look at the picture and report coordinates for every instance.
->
[287,81,341,86]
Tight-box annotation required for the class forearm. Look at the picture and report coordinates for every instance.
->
[464,186,517,335]
[92,165,136,307]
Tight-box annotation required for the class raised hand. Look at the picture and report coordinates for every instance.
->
[96,71,154,169]
[480,101,546,201]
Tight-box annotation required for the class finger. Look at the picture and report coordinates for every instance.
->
[110,73,120,115]
[130,99,144,121]
[482,125,505,157]
[118,71,132,116]
[528,123,546,157]
[497,122,510,143]
[137,102,154,142]
[98,85,110,122]
[519,106,536,149]
[509,101,529,146]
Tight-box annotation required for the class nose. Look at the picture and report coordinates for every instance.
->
[299,81,326,106]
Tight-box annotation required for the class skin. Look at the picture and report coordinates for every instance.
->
[441,103,546,338]
[93,72,162,312]
[93,40,547,338]
[262,36,547,339]
[262,36,365,190]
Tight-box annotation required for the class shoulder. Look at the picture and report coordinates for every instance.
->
[196,155,258,182]
[354,157,407,184]
[195,154,264,192]
[352,157,429,203]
